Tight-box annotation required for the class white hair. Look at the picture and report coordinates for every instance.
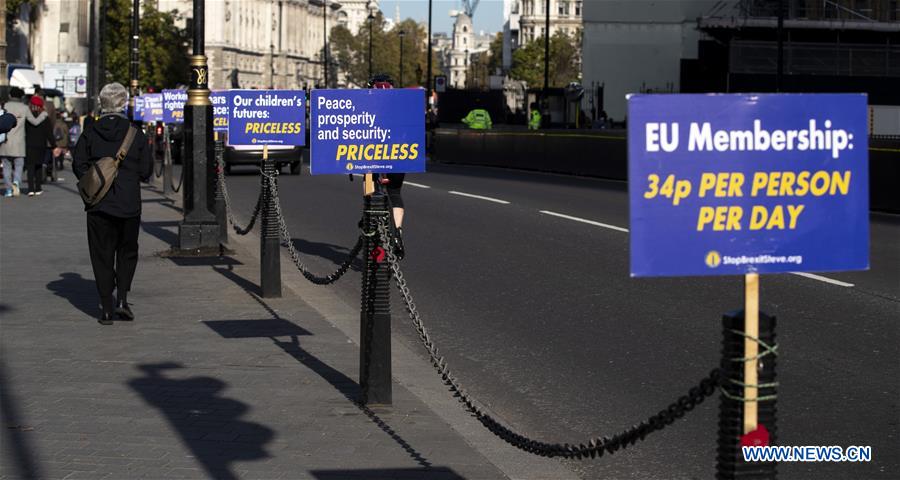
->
[99,82,129,113]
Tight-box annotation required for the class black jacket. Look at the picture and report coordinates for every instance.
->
[25,114,55,166]
[73,114,153,218]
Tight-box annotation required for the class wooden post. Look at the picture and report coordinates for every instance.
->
[743,273,760,434]
[364,173,374,196]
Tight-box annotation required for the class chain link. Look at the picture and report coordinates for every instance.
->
[374,215,721,460]
[215,155,262,235]
[266,169,363,285]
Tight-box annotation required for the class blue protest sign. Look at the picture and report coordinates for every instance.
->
[628,93,869,277]
[227,90,305,146]
[142,94,163,123]
[310,89,425,175]
[134,96,145,121]
[210,90,231,132]
[162,89,186,124]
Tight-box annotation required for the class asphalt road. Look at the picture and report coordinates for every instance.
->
[221,161,899,480]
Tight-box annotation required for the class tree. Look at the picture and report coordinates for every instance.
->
[487,32,503,76]
[104,0,190,90]
[329,15,437,88]
[509,31,580,89]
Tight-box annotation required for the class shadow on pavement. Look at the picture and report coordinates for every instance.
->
[0,359,42,479]
[287,237,364,273]
[127,362,273,480]
[141,220,179,246]
[208,266,433,469]
[46,272,98,319]
[311,467,465,479]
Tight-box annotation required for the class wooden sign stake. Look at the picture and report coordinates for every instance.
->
[364,173,375,196]
[263,144,268,161]
[743,272,760,434]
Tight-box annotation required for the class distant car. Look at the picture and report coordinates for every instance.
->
[223,144,302,175]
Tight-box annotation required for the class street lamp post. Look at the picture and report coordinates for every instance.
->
[398,29,406,87]
[426,0,432,106]
[543,0,550,93]
[178,0,219,252]
[323,0,328,88]
[128,0,139,120]
[367,9,375,79]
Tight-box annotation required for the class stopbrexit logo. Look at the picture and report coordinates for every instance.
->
[705,250,721,268]
[345,163,354,171]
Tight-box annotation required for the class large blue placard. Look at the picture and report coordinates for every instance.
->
[142,94,163,123]
[227,90,305,146]
[628,93,869,277]
[210,90,231,132]
[310,89,426,174]
[134,96,145,121]
[162,89,186,124]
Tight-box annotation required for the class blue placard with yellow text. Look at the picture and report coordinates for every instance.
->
[227,90,305,146]
[162,89,186,124]
[310,89,426,174]
[210,90,231,133]
[628,93,869,277]
[142,94,163,123]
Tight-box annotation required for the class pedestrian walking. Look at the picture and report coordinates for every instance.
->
[1,87,48,197]
[53,112,70,171]
[25,96,56,196]
[72,83,153,325]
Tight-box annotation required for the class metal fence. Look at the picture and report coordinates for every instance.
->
[729,40,900,77]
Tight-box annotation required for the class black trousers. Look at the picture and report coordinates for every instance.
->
[87,212,141,314]
[25,161,42,193]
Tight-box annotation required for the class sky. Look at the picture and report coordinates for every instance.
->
[377,0,505,36]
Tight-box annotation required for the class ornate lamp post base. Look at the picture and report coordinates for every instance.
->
[176,53,220,252]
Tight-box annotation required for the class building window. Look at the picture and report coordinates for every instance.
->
[558,1,569,16]
[575,1,581,16]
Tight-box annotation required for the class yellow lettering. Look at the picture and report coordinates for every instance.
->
[698,173,716,198]
[778,171,796,196]
[697,207,714,231]
[831,171,851,195]
[726,206,742,231]
[751,172,767,197]
[766,206,785,229]
[787,204,805,229]
[728,173,744,197]
[766,171,782,197]
[749,206,767,230]
[810,171,830,196]
[336,144,348,160]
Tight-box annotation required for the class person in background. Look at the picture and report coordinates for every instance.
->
[73,83,153,325]
[0,110,16,135]
[461,104,492,130]
[53,112,69,171]
[69,113,83,146]
[1,88,48,197]
[528,103,542,130]
[24,96,55,196]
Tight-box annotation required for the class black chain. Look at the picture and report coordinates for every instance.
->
[215,155,262,235]
[374,215,721,460]
[266,170,363,285]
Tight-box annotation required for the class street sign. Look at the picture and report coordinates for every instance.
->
[142,94,164,123]
[42,63,87,98]
[310,88,425,175]
[162,89,187,124]
[628,93,869,277]
[434,75,447,93]
[227,90,305,146]
[210,90,231,132]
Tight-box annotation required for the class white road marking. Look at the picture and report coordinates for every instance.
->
[405,181,431,189]
[539,210,630,233]
[448,191,510,204]
[789,272,855,287]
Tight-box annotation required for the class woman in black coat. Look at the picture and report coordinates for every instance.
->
[24,96,55,195]
[72,83,153,325]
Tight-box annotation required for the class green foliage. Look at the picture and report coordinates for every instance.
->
[329,15,437,88]
[509,31,580,89]
[103,0,190,90]
[487,32,504,75]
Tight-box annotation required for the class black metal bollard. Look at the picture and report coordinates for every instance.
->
[259,156,282,298]
[163,125,173,196]
[359,191,392,406]
[717,310,778,480]
[214,137,228,245]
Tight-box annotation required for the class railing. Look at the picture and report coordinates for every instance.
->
[730,40,900,77]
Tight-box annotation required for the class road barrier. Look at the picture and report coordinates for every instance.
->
[207,158,787,478]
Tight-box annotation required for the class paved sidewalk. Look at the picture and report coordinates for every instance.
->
[0,170,512,479]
